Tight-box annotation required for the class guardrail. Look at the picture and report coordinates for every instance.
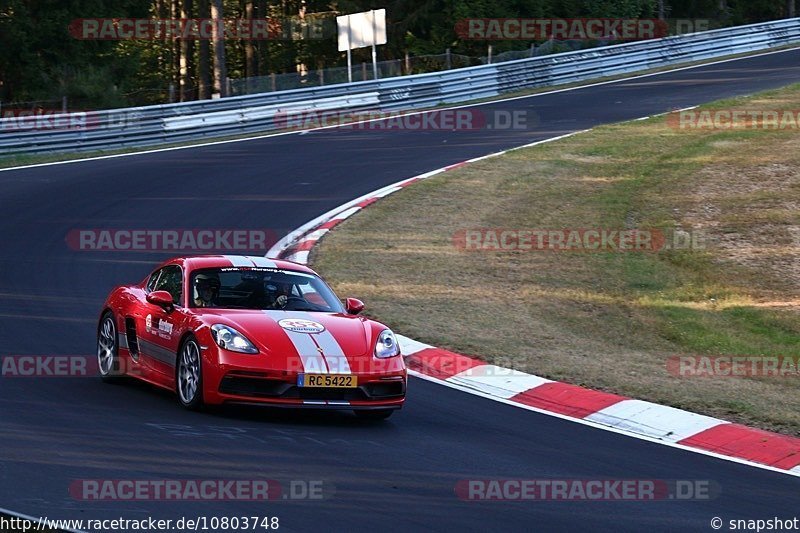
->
[2,18,799,156]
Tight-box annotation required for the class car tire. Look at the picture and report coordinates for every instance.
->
[97,311,123,383]
[176,335,204,411]
[354,409,394,421]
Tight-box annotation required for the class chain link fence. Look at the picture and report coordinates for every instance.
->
[228,39,597,96]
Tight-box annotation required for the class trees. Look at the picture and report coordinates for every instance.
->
[0,0,791,109]
[180,0,195,101]
[198,0,212,99]
[210,0,228,96]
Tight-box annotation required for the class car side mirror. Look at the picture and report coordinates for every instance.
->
[147,290,174,310]
[345,298,365,315]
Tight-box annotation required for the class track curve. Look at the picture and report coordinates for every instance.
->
[1,49,800,532]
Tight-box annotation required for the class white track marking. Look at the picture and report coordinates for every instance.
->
[584,400,727,442]
[446,365,553,399]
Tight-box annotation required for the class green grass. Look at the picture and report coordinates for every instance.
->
[313,83,800,435]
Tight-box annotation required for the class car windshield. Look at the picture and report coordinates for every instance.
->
[189,267,345,313]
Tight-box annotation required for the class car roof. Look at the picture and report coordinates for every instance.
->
[162,255,317,275]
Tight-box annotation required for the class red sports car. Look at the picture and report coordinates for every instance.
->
[96,255,406,419]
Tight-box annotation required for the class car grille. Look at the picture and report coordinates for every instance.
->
[219,376,291,397]
[363,381,405,398]
[219,376,405,400]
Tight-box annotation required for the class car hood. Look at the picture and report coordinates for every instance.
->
[198,309,374,359]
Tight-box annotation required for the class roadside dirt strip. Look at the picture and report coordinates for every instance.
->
[268,139,800,477]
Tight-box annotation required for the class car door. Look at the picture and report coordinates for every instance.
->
[139,265,189,382]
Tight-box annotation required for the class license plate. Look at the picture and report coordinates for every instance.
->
[298,374,357,388]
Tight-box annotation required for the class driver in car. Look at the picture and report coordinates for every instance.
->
[265,278,293,309]
[193,273,220,308]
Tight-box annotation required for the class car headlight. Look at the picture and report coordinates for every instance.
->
[375,329,400,358]
[211,324,259,354]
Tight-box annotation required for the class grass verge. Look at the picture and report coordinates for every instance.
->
[313,83,800,436]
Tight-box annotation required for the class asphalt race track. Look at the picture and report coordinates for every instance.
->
[1,48,799,532]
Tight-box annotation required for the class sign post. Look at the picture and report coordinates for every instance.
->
[371,11,378,79]
[346,23,353,83]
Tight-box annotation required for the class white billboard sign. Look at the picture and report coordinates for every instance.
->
[337,9,387,51]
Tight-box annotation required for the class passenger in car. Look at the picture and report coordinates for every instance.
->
[193,273,220,307]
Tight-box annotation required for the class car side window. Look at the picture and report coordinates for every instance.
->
[152,265,183,305]
[146,270,162,292]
